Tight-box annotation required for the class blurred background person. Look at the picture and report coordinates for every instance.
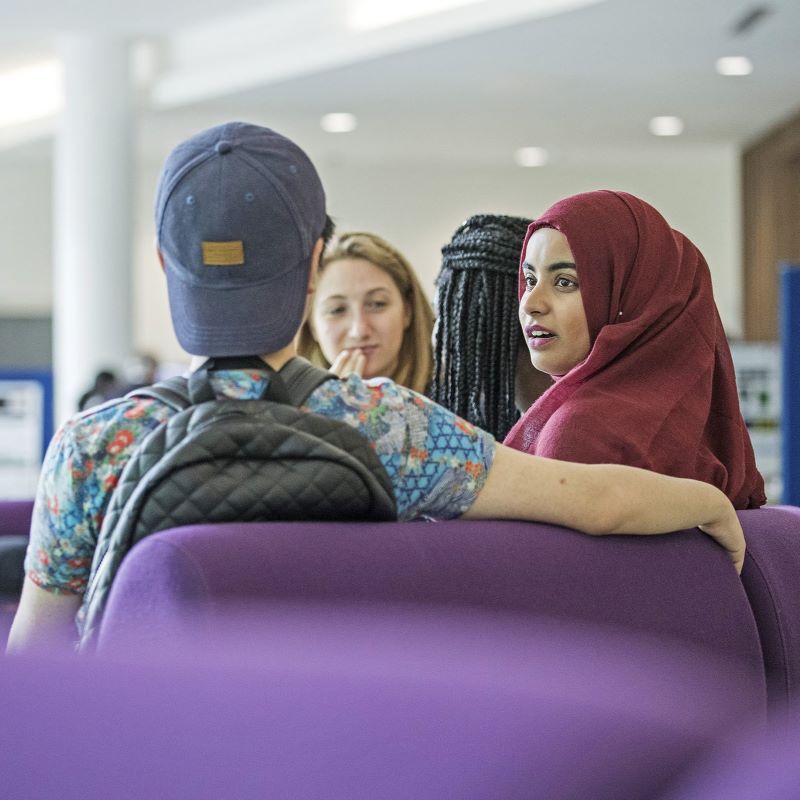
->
[76,353,160,412]
[77,369,123,412]
[120,352,159,394]
[298,231,433,394]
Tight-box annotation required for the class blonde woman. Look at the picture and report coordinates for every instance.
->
[298,232,434,393]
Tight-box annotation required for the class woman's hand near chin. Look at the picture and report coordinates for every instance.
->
[329,348,367,378]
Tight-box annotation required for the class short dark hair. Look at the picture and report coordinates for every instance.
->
[321,215,336,246]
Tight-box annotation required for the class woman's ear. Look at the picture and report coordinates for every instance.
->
[403,300,412,330]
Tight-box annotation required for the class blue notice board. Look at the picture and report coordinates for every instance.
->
[781,265,800,507]
[0,370,53,499]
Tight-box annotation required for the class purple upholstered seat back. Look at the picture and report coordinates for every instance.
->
[665,706,800,800]
[0,500,33,537]
[99,518,767,713]
[0,501,33,625]
[1,607,764,800]
[738,505,800,708]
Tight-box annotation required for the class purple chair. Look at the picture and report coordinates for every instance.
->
[0,607,765,800]
[0,500,33,537]
[665,706,800,799]
[739,505,800,709]
[0,500,33,607]
[97,518,767,713]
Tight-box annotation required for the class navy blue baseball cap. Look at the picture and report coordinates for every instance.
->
[155,122,327,356]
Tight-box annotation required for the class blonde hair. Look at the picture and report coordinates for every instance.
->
[298,232,434,394]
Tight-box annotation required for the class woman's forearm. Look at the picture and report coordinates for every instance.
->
[466,445,745,572]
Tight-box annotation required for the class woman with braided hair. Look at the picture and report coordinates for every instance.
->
[298,231,434,394]
[431,214,551,441]
[505,190,765,509]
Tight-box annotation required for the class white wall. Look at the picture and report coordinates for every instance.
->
[1,142,743,369]
[318,146,743,334]
[0,156,53,315]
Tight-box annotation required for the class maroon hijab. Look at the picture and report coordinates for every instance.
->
[503,190,765,510]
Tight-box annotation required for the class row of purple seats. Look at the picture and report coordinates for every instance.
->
[95,506,800,711]
[3,500,800,797]
[2,500,800,711]
[0,501,800,706]
[0,606,774,799]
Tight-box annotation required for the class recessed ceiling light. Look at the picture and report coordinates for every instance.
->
[515,146,549,167]
[320,112,358,133]
[0,59,63,128]
[648,116,684,136]
[716,56,753,76]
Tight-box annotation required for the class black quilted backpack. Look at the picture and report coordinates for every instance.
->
[78,356,396,649]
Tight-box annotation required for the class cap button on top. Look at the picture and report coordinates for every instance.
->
[215,140,233,154]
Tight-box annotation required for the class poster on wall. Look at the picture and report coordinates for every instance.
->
[729,342,781,504]
[0,372,53,500]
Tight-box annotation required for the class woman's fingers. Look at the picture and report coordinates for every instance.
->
[330,349,367,378]
[698,514,746,575]
[329,351,349,376]
[352,351,367,376]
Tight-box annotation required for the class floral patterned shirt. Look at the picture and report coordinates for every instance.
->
[26,370,496,594]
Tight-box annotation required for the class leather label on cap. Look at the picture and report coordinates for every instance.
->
[202,241,245,266]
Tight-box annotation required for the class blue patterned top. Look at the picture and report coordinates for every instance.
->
[26,370,495,594]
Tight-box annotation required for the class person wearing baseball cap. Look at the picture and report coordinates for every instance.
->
[9,122,745,651]
[155,122,329,358]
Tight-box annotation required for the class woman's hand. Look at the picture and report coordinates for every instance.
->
[698,504,746,575]
[329,348,367,379]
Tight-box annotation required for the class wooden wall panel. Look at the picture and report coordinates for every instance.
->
[743,110,800,341]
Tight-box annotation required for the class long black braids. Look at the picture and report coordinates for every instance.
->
[431,214,532,441]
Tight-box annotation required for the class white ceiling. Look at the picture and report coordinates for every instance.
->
[1,0,799,165]
[0,0,282,35]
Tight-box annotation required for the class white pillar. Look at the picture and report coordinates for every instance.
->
[53,36,133,424]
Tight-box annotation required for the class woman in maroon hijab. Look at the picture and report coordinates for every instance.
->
[504,190,765,510]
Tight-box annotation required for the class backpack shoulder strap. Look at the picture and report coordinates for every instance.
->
[276,357,338,406]
[126,358,333,412]
[125,376,191,412]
